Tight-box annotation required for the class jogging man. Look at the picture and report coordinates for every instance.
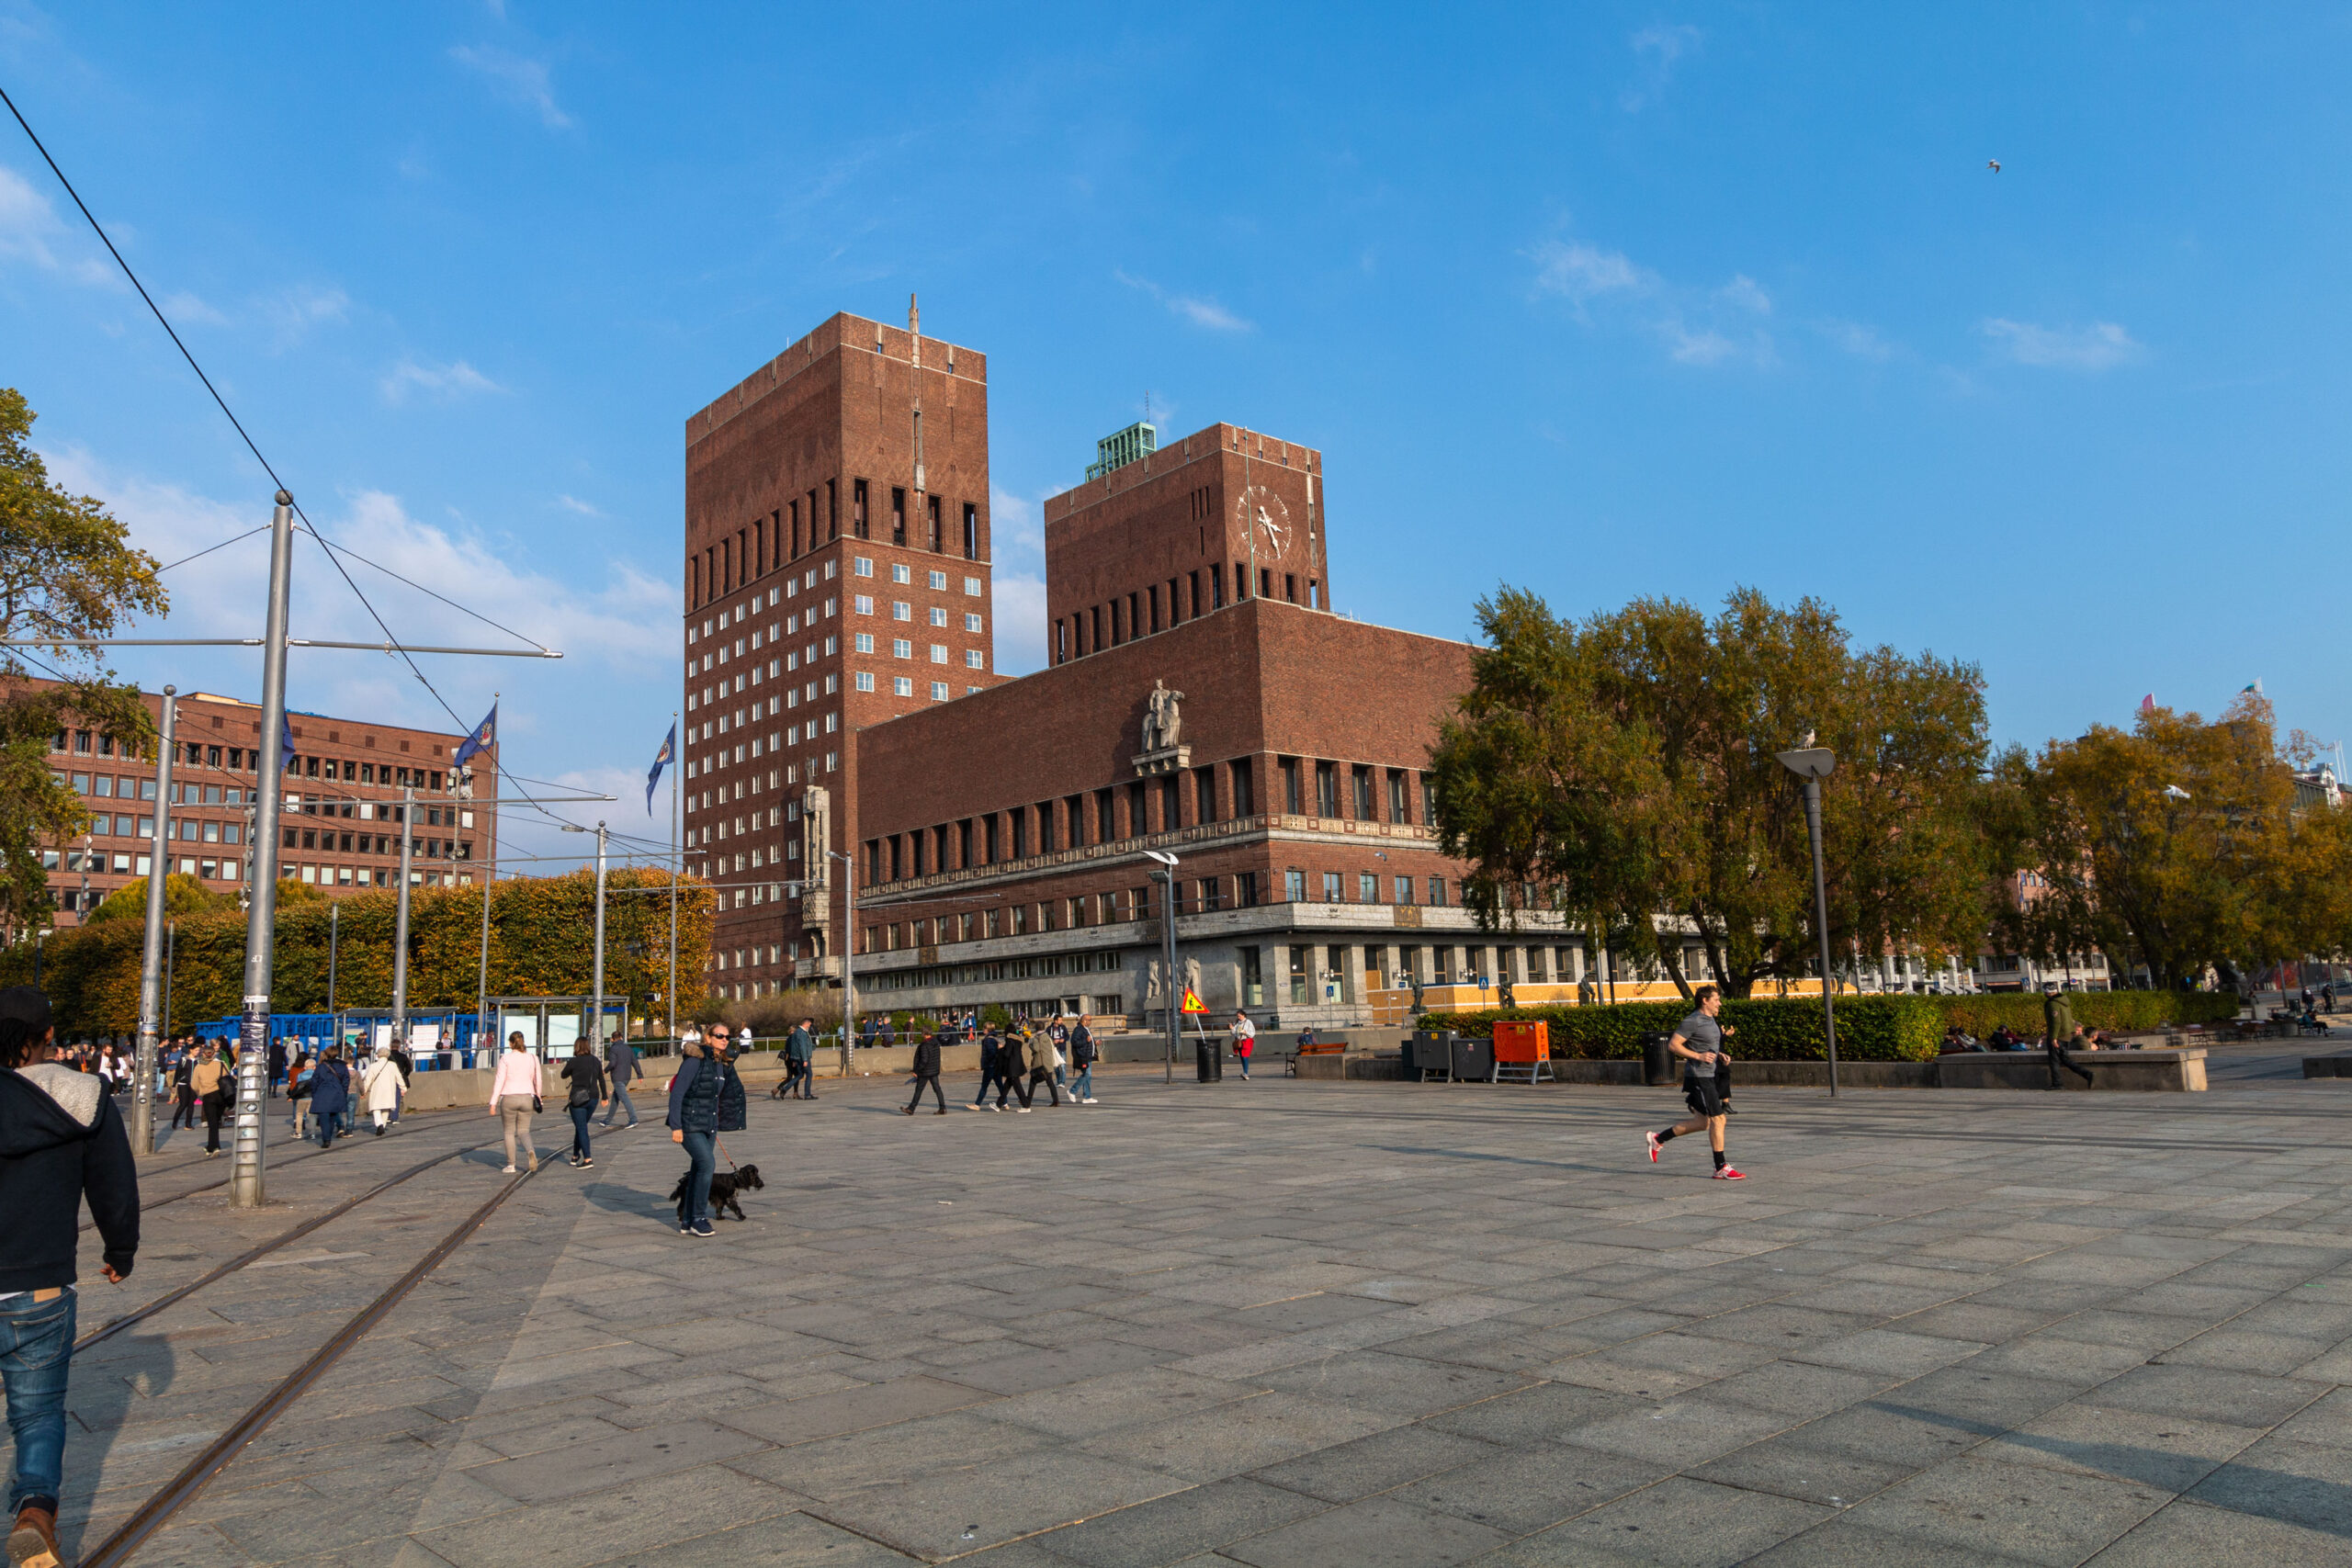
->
[1645,985,1744,1179]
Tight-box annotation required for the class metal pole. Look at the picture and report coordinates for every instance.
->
[667,714,678,1044]
[327,902,339,1011]
[1162,869,1179,1083]
[392,784,414,1045]
[842,852,857,1074]
[1804,776,1839,1098]
[591,820,608,1049]
[132,686,178,1155]
[163,921,174,1037]
[232,490,295,1209]
[475,697,496,1059]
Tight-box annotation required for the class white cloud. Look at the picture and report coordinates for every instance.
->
[450,45,573,130]
[266,285,349,348]
[989,486,1044,557]
[1530,237,1770,367]
[1819,318,1897,361]
[1622,23,1703,111]
[1530,241,1651,305]
[991,572,1047,676]
[380,357,505,404]
[0,164,112,285]
[1114,269,1253,333]
[159,289,229,326]
[1980,318,2144,371]
[557,494,603,516]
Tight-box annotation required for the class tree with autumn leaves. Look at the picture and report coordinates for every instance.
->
[1430,587,1993,999]
[1986,694,2352,990]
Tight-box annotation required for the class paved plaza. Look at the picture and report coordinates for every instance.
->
[43,1049,2352,1566]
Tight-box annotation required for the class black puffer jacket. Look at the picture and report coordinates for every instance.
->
[912,1035,941,1076]
[0,1064,138,1292]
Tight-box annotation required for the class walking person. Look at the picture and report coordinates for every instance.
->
[667,1027,744,1236]
[1230,1010,1257,1080]
[1019,1025,1064,1109]
[903,1031,947,1115]
[191,1043,230,1156]
[1046,1016,1072,1099]
[308,1046,351,1148]
[966,1024,1006,1110]
[266,1038,287,1100]
[387,1038,412,1122]
[1001,1025,1036,1111]
[168,1041,197,1133]
[775,1017,815,1100]
[2043,983,2093,1089]
[0,985,138,1568]
[286,1051,313,1135]
[359,1046,402,1136]
[601,1033,641,1126]
[562,1041,607,1168]
[1644,985,1746,1180]
[489,1032,542,1174]
[1069,1014,1099,1103]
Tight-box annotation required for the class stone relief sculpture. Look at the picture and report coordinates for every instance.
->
[1142,679,1186,752]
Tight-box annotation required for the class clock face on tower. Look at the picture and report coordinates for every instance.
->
[1232,486,1294,562]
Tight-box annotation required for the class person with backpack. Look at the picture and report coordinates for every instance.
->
[562,1041,608,1169]
[308,1045,351,1150]
[667,1025,745,1235]
[903,1032,947,1115]
[1069,1014,1100,1104]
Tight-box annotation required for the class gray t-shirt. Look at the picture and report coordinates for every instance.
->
[1676,1010,1723,1080]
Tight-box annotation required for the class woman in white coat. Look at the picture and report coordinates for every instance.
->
[359,1046,403,1135]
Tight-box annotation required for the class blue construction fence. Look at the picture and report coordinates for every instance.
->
[189,1011,494,1069]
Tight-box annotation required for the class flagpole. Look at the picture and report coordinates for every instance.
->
[667,712,679,1045]
[473,694,497,1064]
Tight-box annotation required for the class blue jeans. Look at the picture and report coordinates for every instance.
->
[0,1290,75,1513]
[680,1131,716,1224]
[1073,1064,1093,1098]
[314,1110,342,1147]
[570,1103,594,1160]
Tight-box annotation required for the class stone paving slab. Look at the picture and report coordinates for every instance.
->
[25,1071,2352,1562]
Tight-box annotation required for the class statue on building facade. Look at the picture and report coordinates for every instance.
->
[1142,679,1186,753]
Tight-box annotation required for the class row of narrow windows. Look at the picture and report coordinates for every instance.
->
[692,479,984,608]
[1054,563,1321,663]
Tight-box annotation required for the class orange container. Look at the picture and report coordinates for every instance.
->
[1492,1020,1550,1063]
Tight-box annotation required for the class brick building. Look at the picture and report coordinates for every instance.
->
[684,305,1600,1026]
[28,680,494,927]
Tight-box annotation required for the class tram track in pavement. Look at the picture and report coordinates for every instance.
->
[74,1120,652,1568]
[82,1108,469,1230]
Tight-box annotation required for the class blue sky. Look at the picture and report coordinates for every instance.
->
[4,4,2350,867]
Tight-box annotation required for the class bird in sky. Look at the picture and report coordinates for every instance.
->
[1987,159,2002,173]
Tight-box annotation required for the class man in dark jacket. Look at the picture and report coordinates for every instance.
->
[308,1046,352,1146]
[0,985,137,1568]
[903,1032,946,1115]
[601,1034,640,1127]
[667,1028,746,1237]
[775,1019,816,1100]
[967,1027,1006,1111]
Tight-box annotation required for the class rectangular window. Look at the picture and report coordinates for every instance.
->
[929,644,947,663]
[1289,947,1309,1005]
[854,633,874,653]
[927,494,942,552]
[1388,769,1409,824]
[965,575,982,596]
[890,486,907,545]
[927,570,947,592]
[1352,766,1374,820]
[893,601,911,620]
[853,479,868,538]
[930,681,948,701]
[854,671,876,692]
[966,649,985,669]
[964,612,983,632]
[1011,808,1029,860]
[1284,868,1306,902]
[854,557,873,577]
[1315,761,1338,818]
[1282,757,1302,816]
[1428,876,1447,907]
[893,638,912,659]
[1211,563,1225,608]
[1148,584,1161,634]
[892,676,913,696]
[1322,871,1341,902]
[1394,874,1412,905]
[1194,765,1217,824]
[1230,758,1253,817]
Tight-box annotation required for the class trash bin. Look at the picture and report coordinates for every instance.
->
[1450,1035,1496,1082]
[1196,1035,1220,1081]
[1641,1031,1676,1086]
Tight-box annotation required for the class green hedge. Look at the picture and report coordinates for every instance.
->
[1420,989,2244,1063]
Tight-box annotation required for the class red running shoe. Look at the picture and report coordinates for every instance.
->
[1713,1166,1747,1180]
[1645,1131,1661,1164]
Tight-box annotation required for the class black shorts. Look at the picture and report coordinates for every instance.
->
[1683,1077,1724,1119]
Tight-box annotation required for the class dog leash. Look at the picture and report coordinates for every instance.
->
[715,1136,738,1171]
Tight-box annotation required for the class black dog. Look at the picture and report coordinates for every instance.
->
[669,1162,763,1224]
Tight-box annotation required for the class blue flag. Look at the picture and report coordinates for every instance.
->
[453,702,497,769]
[279,713,295,773]
[647,723,675,814]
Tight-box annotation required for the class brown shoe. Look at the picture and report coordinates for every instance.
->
[10,1504,61,1568]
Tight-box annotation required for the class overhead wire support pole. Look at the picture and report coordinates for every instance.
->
[232,492,295,1210]
[474,697,498,1062]
[393,784,416,1051]
[669,714,679,1044]
[132,687,178,1156]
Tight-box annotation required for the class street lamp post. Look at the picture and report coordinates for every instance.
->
[232,490,296,1208]
[132,685,179,1155]
[828,850,857,1072]
[1145,851,1180,1083]
[1776,745,1839,1098]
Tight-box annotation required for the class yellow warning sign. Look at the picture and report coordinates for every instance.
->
[1181,987,1207,1014]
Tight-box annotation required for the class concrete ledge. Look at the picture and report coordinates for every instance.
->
[1937,1048,2205,1091]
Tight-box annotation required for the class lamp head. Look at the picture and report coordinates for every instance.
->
[1143,850,1178,867]
[1775,748,1837,781]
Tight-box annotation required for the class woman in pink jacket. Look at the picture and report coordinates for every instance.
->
[488,1032,542,1173]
